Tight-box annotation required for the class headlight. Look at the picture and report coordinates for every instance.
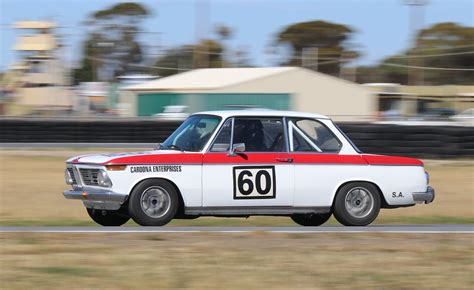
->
[425,170,430,185]
[97,170,113,187]
[64,169,74,185]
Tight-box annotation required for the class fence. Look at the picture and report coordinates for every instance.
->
[1,118,473,158]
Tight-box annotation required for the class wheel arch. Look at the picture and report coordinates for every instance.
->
[332,180,389,208]
[127,177,186,216]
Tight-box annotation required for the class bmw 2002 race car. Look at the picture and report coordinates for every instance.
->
[64,110,435,226]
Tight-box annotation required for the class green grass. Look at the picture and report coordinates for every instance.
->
[29,266,96,277]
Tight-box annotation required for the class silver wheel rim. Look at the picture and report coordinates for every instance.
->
[140,186,172,218]
[344,187,374,219]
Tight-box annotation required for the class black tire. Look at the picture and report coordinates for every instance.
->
[291,212,332,226]
[333,182,381,226]
[86,208,130,226]
[128,179,179,226]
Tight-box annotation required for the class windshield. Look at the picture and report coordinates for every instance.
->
[160,115,221,152]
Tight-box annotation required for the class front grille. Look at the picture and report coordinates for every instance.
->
[67,167,77,184]
[79,168,100,186]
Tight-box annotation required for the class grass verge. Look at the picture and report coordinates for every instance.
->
[0,232,472,289]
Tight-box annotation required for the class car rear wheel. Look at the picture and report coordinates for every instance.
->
[128,179,179,226]
[291,212,332,226]
[86,208,130,226]
[333,182,381,226]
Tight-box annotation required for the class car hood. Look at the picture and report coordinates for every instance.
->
[66,150,202,165]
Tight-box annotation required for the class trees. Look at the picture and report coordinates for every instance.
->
[357,22,474,85]
[215,24,232,41]
[72,38,95,84]
[153,40,225,77]
[153,25,236,77]
[73,2,150,84]
[153,46,193,77]
[412,22,474,84]
[274,20,359,76]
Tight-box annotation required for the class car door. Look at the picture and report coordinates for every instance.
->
[288,117,360,208]
[202,117,294,207]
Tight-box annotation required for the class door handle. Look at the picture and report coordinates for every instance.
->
[275,157,293,163]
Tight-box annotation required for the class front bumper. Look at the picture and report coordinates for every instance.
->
[412,186,435,204]
[63,188,128,210]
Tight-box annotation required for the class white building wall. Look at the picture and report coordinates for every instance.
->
[17,87,73,107]
[118,90,137,117]
[216,68,376,121]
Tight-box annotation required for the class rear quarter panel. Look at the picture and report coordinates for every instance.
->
[294,164,427,207]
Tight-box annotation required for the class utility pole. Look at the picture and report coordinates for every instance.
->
[301,47,318,71]
[93,42,114,81]
[404,0,428,85]
[194,0,210,69]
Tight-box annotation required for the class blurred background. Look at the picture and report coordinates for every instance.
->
[0,0,472,122]
[0,1,472,288]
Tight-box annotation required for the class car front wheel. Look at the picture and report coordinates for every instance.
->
[128,179,179,226]
[86,208,130,226]
[333,182,381,226]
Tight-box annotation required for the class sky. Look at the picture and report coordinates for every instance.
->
[0,0,472,71]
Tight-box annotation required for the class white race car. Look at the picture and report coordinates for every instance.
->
[64,110,435,226]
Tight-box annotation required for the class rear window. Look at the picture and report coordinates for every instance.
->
[288,118,342,153]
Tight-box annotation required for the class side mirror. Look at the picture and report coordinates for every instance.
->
[228,143,245,156]
[154,143,162,150]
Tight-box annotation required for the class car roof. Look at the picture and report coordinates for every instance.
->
[193,110,330,120]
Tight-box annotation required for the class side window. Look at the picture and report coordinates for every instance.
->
[289,118,342,152]
[233,118,286,152]
[210,118,232,152]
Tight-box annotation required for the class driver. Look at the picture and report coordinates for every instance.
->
[234,119,266,152]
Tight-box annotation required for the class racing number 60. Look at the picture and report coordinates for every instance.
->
[233,166,276,199]
[238,170,272,195]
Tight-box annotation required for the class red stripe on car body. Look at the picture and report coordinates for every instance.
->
[290,154,368,165]
[203,153,290,164]
[104,153,203,165]
[103,152,422,166]
[362,154,423,166]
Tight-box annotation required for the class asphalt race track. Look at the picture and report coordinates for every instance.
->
[0,225,472,234]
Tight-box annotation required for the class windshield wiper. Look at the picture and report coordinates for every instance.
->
[160,144,185,152]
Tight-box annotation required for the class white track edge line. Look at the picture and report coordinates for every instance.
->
[1,230,473,234]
